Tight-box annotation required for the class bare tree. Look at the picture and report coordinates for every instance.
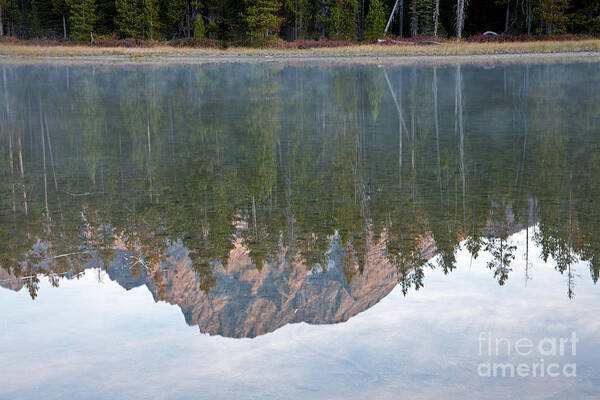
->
[504,0,510,33]
[525,0,533,34]
[456,0,466,40]
[385,0,404,37]
[410,0,417,37]
[433,0,440,36]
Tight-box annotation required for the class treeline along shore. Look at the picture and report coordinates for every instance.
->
[0,0,598,47]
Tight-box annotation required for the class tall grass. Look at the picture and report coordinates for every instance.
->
[0,38,599,59]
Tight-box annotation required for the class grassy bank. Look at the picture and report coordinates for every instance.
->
[1,39,599,59]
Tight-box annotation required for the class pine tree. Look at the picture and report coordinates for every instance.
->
[242,0,283,43]
[0,0,8,36]
[284,0,309,40]
[410,0,417,36]
[569,0,600,34]
[115,0,143,38]
[68,0,96,41]
[535,0,570,34]
[409,0,434,36]
[168,0,200,39]
[416,0,434,35]
[328,0,357,39]
[144,0,159,39]
[193,14,205,40]
[329,1,342,38]
[52,0,70,38]
[365,0,385,39]
[340,0,358,39]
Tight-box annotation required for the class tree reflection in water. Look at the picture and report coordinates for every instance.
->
[0,62,599,336]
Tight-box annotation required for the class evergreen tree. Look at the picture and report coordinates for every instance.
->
[193,14,205,39]
[535,0,570,34]
[115,0,142,38]
[242,0,283,43]
[365,0,385,39]
[0,0,9,36]
[283,0,309,40]
[52,0,70,38]
[416,0,434,35]
[68,0,96,41]
[168,0,200,38]
[93,0,117,34]
[340,0,357,39]
[328,0,357,39]
[144,0,159,39]
[569,0,600,34]
[0,0,597,43]
[329,2,342,38]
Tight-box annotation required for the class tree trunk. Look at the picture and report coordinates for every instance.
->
[385,0,400,35]
[399,0,403,37]
[433,0,440,36]
[504,0,510,33]
[0,6,4,37]
[63,15,67,39]
[526,1,532,35]
[410,0,417,37]
[359,0,364,38]
[456,0,465,40]
[186,7,191,38]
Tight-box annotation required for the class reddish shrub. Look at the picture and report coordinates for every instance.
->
[466,33,593,42]
[1,37,73,46]
[93,38,139,47]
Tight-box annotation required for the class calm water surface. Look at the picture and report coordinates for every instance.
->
[1,61,599,399]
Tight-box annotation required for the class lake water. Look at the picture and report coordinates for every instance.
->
[1,61,599,399]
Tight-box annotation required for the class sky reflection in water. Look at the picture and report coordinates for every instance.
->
[0,61,600,399]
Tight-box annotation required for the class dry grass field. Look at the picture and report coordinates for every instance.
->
[0,39,599,60]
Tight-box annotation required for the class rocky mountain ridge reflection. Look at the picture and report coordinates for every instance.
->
[0,62,598,337]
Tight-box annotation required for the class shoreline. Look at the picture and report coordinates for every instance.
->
[1,51,600,66]
[1,40,600,65]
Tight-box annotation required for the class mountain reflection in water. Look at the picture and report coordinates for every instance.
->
[0,62,599,338]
